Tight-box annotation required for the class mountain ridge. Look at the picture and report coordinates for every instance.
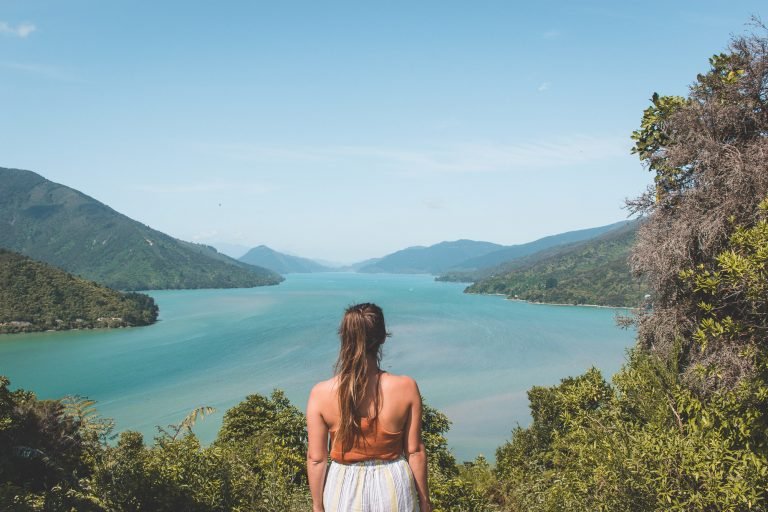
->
[239,245,333,273]
[0,167,283,290]
[449,220,632,272]
[357,239,504,274]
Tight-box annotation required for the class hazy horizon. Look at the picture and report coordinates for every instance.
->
[207,217,630,264]
[2,1,765,261]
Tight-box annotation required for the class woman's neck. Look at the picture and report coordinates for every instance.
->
[365,353,380,374]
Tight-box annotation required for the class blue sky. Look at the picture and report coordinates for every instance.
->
[2,1,765,262]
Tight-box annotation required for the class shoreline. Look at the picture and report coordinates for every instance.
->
[465,291,633,310]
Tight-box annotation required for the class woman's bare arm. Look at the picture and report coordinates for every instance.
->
[306,383,329,512]
[403,378,432,512]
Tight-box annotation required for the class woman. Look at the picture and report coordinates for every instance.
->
[306,303,432,512]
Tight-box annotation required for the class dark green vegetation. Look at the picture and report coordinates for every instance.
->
[0,249,158,334]
[239,245,333,273]
[488,26,768,510]
[464,221,644,306]
[0,377,490,512]
[0,168,283,290]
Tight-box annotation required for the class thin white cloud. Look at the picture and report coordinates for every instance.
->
[542,29,560,39]
[0,21,36,38]
[537,81,551,92]
[205,135,629,175]
[0,61,79,82]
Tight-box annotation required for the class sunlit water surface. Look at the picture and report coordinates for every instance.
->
[0,273,635,461]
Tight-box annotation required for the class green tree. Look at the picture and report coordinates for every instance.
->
[216,390,311,511]
[0,377,103,511]
[492,24,768,511]
[628,24,768,391]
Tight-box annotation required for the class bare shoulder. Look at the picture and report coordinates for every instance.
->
[381,372,419,395]
[308,377,337,403]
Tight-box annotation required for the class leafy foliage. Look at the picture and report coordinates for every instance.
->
[627,25,768,390]
[0,377,495,511]
[159,406,217,441]
[678,197,768,388]
[630,92,689,201]
[0,249,158,333]
[494,352,768,511]
[0,376,104,512]
[216,389,308,490]
[489,24,768,511]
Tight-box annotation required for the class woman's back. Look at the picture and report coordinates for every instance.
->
[312,372,419,463]
[315,371,416,436]
[305,303,431,512]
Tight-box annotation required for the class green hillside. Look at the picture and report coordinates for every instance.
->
[0,249,158,334]
[0,167,283,290]
[449,220,632,272]
[466,222,645,306]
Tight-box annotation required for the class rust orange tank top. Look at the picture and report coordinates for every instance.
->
[329,417,404,463]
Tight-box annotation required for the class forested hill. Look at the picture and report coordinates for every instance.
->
[0,167,283,290]
[465,221,645,307]
[0,249,158,334]
[450,220,632,272]
[357,239,504,274]
[239,245,333,273]
[356,221,631,275]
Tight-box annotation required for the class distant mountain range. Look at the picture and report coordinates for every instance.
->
[226,221,642,308]
[239,245,333,273]
[358,240,504,274]
[463,220,645,307]
[339,257,382,272]
[0,167,283,290]
[448,221,632,272]
[355,221,632,276]
[0,165,643,306]
[0,248,158,334]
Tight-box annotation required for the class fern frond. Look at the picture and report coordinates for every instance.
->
[170,405,217,440]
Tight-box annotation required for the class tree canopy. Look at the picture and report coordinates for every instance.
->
[488,24,768,511]
[0,249,158,333]
[629,24,768,391]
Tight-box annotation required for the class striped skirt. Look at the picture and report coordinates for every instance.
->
[323,457,420,512]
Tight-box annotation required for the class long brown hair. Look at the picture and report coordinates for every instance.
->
[334,302,389,453]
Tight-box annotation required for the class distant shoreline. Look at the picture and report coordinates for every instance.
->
[465,291,633,310]
[0,321,155,336]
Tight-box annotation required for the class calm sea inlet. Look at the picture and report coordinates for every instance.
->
[0,273,635,461]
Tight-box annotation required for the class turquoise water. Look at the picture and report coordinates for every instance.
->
[0,273,635,461]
